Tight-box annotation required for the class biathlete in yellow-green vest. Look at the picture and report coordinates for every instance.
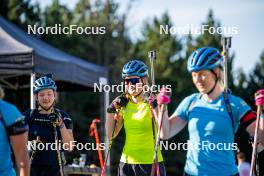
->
[106,59,166,176]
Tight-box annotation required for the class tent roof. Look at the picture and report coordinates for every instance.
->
[0,16,108,90]
[0,27,33,55]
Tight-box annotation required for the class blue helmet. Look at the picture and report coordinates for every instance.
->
[187,47,223,72]
[122,60,148,79]
[33,75,57,93]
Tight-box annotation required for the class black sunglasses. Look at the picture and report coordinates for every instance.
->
[124,78,141,85]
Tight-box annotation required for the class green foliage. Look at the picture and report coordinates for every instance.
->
[239,51,264,108]
[0,0,41,29]
[1,1,264,175]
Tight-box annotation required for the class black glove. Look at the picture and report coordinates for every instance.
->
[48,113,59,123]
[107,94,129,113]
[144,91,158,109]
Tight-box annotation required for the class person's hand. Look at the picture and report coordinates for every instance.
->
[107,94,129,113]
[52,116,65,129]
[255,89,264,106]
[148,93,158,109]
[48,112,65,128]
[157,87,171,105]
[56,117,65,129]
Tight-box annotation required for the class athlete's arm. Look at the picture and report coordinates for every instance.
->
[5,111,30,176]
[106,94,128,139]
[106,113,124,139]
[243,111,257,135]
[158,107,187,140]
[260,117,264,145]
[243,111,264,145]
[10,132,30,176]
[57,115,74,151]
[60,127,74,151]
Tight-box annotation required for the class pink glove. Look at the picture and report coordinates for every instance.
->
[255,89,264,106]
[157,87,171,105]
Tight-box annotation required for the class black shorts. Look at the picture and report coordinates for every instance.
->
[118,162,166,176]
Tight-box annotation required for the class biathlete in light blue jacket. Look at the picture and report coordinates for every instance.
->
[158,47,264,176]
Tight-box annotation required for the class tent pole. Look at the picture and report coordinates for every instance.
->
[99,77,110,173]
[30,72,36,109]
[104,87,110,169]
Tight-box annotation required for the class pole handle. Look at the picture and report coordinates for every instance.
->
[221,37,232,49]
[148,50,157,60]
[221,36,232,91]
